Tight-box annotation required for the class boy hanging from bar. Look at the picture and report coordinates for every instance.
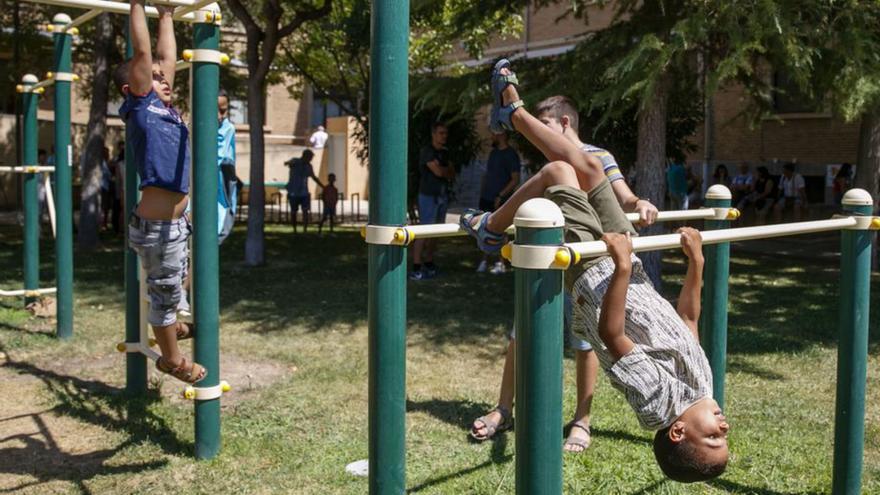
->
[461,59,729,482]
[114,0,205,383]
[470,96,660,453]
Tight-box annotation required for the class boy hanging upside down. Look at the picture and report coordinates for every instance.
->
[114,0,205,384]
[461,59,729,481]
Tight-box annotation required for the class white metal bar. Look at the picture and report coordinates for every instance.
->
[44,173,57,239]
[394,208,723,242]
[0,288,58,297]
[567,217,859,259]
[176,60,192,72]
[625,208,717,223]
[0,166,56,173]
[172,0,217,17]
[149,0,197,6]
[66,9,102,30]
[19,0,196,21]
[30,78,55,92]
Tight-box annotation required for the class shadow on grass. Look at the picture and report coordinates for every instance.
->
[589,426,651,446]
[0,345,191,493]
[709,478,824,495]
[726,357,785,381]
[407,433,510,494]
[406,398,490,431]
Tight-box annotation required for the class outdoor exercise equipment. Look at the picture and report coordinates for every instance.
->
[17,0,228,460]
[363,7,877,487]
[0,67,69,332]
[1,13,79,339]
[503,185,874,495]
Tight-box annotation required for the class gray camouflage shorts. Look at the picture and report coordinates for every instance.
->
[128,214,191,327]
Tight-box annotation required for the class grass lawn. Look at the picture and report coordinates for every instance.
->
[0,223,878,494]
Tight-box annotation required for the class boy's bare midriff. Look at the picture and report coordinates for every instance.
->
[136,187,188,220]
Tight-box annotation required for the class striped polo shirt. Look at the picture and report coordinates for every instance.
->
[571,256,714,430]
[582,144,624,183]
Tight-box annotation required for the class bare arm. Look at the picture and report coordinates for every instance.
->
[128,0,153,96]
[425,160,447,178]
[154,5,176,91]
[598,234,636,361]
[676,228,704,340]
[610,179,658,226]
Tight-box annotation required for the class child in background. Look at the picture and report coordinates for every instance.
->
[320,173,338,233]
[114,0,203,384]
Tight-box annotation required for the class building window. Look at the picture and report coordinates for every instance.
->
[311,96,351,127]
[228,97,247,125]
[773,70,817,114]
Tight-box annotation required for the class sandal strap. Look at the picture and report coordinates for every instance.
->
[569,421,591,435]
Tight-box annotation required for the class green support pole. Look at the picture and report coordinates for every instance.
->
[123,32,147,396]
[700,185,732,408]
[831,189,873,495]
[21,75,40,308]
[513,199,564,495]
[192,14,221,460]
[367,0,409,491]
[52,14,74,339]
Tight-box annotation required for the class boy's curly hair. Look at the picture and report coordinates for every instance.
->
[653,427,727,483]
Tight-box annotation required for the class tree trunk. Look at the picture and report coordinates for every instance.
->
[244,78,267,266]
[855,106,880,269]
[635,76,670,289]
[77,13,113,250]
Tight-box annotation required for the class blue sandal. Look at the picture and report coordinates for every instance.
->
[490,58,524,133]
[460,209,507,254]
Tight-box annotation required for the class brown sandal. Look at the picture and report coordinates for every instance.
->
[175,321,195,341]
[563,421,592,453]
[156,356,207,384]
[470,406,513,441]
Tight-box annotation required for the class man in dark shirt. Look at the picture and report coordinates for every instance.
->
[477,131,520,274]
[411,122,454,280]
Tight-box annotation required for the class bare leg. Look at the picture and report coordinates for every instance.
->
[481,160,580,233]
[498,70,606,185]
[412,239,424,265]
[564,349,596,452]
[424,238,436,264]
[153,322,183,364]
[472,339,516,438]
[773,200,783,223]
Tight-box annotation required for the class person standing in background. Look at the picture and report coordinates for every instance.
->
[285,149,324,233]
[410,122,454,281]
[666,162,688,210]
[217,89,238,244]
[477,131,520,274]
[309,125,328,149]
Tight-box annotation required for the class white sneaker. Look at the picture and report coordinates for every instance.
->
[476,260,488,273]
[490,261,507,275]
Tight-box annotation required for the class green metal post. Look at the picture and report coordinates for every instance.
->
[52,14,74,339]
[368,0,409,492]
[700,185,732,408]
[123,32,147,395]
[21,75,40,308]
[192,15,221,460]
[513,199,564,495]
[831,189,873,495]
